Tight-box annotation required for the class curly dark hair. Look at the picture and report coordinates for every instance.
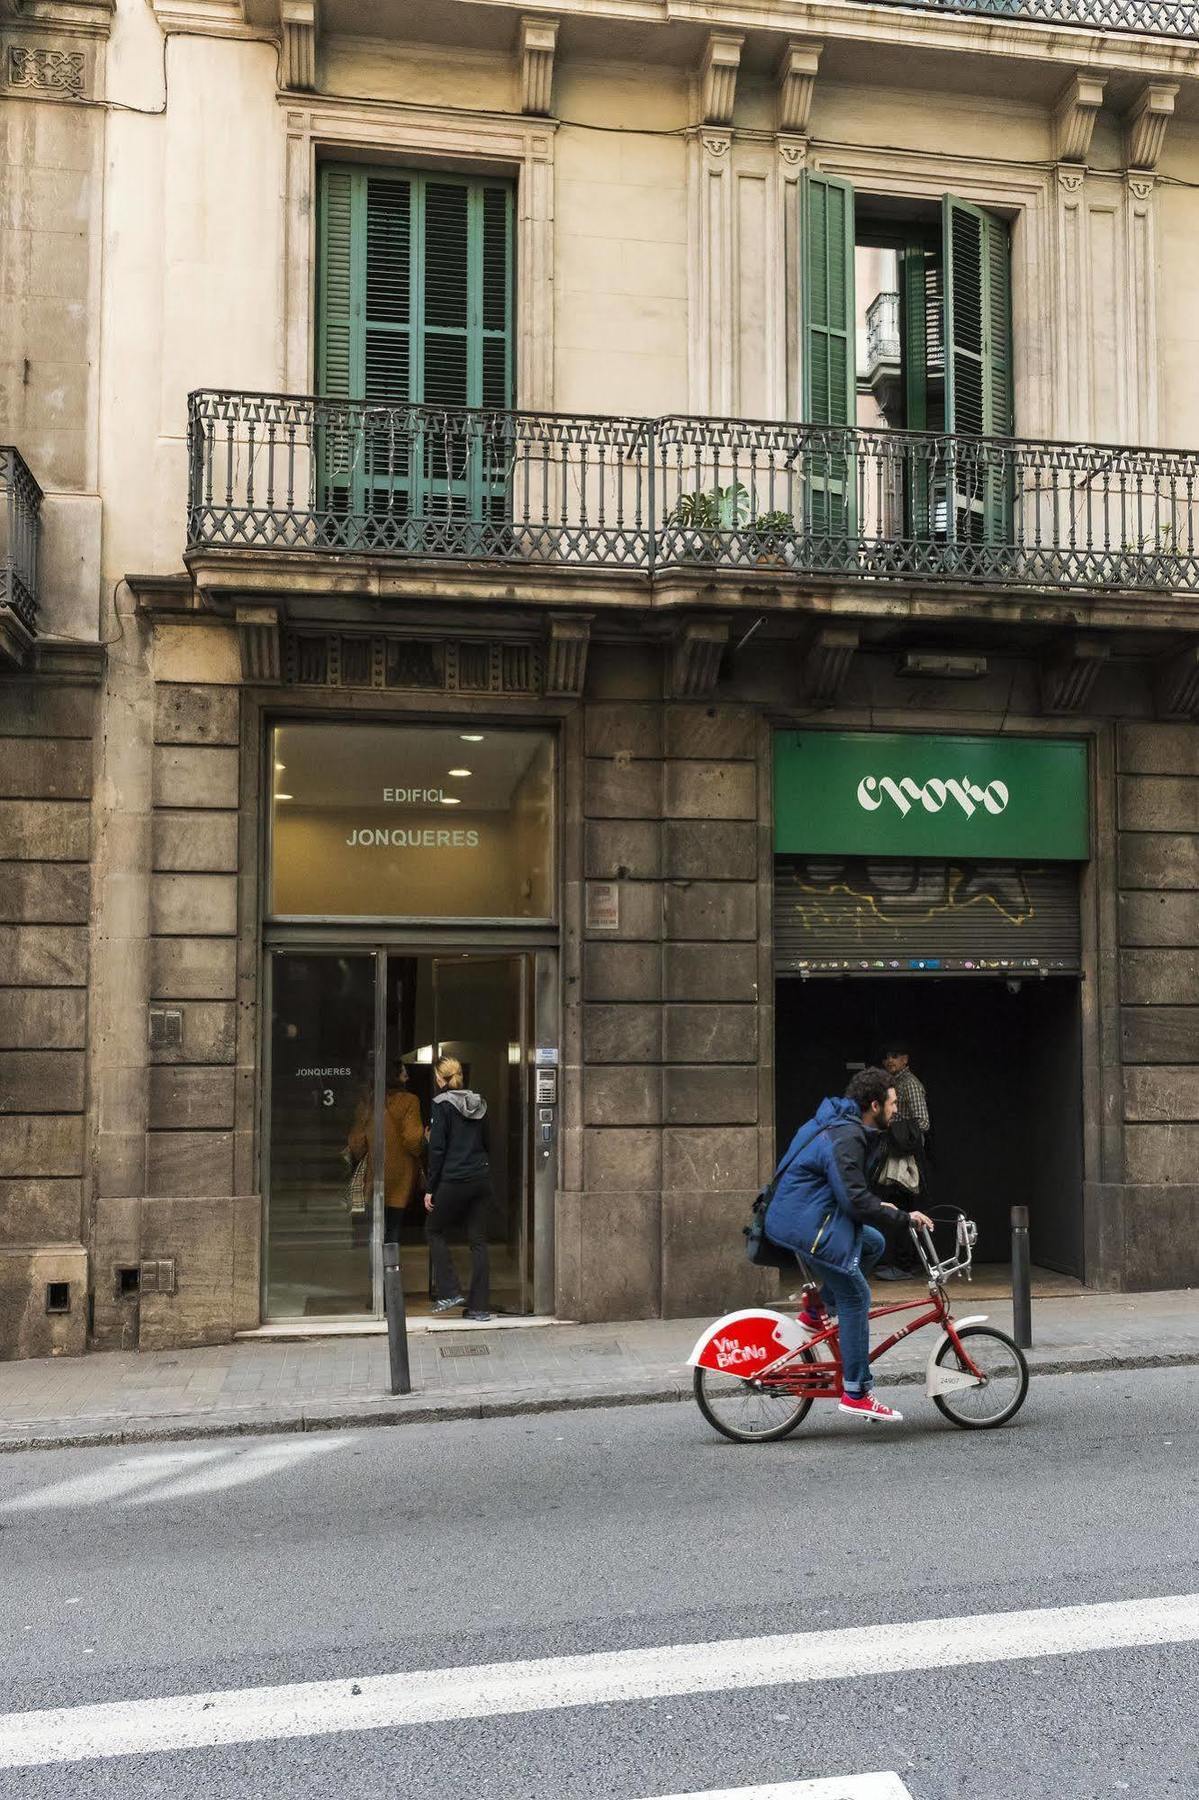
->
[844,1066,894,1113]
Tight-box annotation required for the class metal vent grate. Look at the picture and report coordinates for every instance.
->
[438,1342,491,1359]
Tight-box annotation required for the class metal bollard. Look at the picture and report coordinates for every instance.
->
[383,1241,412,1396]
[1010,1204,1032,1350]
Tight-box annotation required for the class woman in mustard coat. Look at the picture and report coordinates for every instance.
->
[347,1064,425,1243]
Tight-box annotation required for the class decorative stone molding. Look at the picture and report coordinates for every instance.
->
[280,629,545,695]
[668,619,728,699]
[803,626,858,709]
[543,617,590,698]
[6,44,86,92]
[1153,643,1199,722]
[1039,635,1109,714]
[777,136,808,171]
[237,605,282,684]
[518,14,557,117]
[282,100,557,411]
[1055,166,1085,195]
[1123,81,1176,171]
[1051,72,1106,164]
[698,31,742,127]
[701,131,732,159]
[776,40,821,136]
[0,604,36,672]
[279,0,316,92]
[149,0,254,36]
[1126,174,1155,203]
[0,0,112,33]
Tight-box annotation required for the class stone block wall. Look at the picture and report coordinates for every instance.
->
[0,675,96,1357]
[1106,720,1199,1286]
[558,663,774,1321]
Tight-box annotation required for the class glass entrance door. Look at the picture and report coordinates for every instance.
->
[265,949,534,1320]
[265,952,378,1318]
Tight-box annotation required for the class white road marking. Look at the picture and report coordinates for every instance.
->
[0,1592,1196,1769]
[0,1437,350,1514]
[635,1781,914,1799]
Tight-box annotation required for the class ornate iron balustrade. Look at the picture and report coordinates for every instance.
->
[0,446,42,636]
[187,391,1199,596]
[864,0,1198,38]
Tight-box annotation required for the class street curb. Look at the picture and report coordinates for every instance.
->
[0,1348,1196,1454]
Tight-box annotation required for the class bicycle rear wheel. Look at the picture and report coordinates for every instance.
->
[932,1325,1029,1429]
[693,1354,815,1444]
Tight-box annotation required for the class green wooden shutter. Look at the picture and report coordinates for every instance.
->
[942,196,1012,545]
[801,172,856,539]
[316,165,513,542]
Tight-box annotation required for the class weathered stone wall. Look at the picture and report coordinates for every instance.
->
[1104,721,1199,1287]
[0,674,95,1357]
[556,649,773,1321]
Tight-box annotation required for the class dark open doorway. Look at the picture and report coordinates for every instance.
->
[774,975,1084,1275]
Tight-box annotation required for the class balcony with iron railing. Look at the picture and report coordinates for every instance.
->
[861,0,1196,34]
[0,447,42,666]
[186,392,1199,608]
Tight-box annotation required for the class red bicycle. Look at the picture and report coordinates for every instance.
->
[689,1214,1029,1442]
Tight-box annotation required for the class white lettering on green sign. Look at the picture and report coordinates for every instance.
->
[856,776,1010,819]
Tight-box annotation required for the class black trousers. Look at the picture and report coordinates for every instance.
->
[426,1177,491,1310]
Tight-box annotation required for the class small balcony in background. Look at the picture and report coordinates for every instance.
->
[866,0,1197,35]
[0,447,41,668]
[186,391,1199,610]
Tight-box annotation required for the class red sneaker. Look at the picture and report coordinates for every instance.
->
[798,1311,825,1333]
[838,1393,904,1422]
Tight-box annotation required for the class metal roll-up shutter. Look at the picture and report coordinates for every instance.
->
[774,857,1082,977]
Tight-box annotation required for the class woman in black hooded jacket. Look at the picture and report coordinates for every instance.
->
[423,1055,492,1320]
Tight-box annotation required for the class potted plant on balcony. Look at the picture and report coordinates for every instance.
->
[746,508,795,568]
[665,481,750,560]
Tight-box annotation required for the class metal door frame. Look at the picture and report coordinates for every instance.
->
[261,941,557,1322]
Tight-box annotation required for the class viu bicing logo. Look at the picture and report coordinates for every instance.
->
[856,775,1010,819]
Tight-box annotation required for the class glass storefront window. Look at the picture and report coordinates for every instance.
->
[270,722,555,920]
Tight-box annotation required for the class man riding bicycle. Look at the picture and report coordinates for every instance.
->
[764,1066,934,1423]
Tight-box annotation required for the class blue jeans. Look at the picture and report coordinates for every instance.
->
[803,1224,886,1397]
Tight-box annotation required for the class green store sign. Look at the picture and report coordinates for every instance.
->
[774,731,1090,861]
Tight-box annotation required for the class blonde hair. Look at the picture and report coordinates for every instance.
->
[434,1055,464,1089]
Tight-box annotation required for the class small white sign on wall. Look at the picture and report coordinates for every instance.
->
[585,882,621,931]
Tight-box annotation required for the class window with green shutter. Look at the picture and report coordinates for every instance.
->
[804,180,1012,550]
[316,163,514,547]
[801,172,857,540]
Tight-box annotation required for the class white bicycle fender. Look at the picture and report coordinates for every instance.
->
[925,1314,989,1397]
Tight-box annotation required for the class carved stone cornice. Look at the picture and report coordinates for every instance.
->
[1154,642,1199,721]
[0,0,112,35]
[279,0,316,92]
[543,616,590,698]
[1039,634,1109,714]
[1051,71,1106,164]
[668,618,728,699]
[1123,80,1176,171]
[698,30,742,128]
[803,626,858,708]
[776,39,821,137]
[237,605,283,684]
[518,14,558,117]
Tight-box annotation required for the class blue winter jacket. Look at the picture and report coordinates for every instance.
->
[763,1096,894,1275]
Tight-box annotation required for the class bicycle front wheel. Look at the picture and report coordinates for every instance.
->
[693,1356,814,1444]
[932,1325,1029,1429]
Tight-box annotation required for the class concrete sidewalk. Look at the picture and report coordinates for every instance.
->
[0,1288,1196,1452]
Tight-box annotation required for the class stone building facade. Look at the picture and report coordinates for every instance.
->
[1,0,1197,1357]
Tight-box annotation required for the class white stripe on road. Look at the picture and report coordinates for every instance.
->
[635,1780,913,1799]
[0,1437,349,1513]
[1,1592,1196,1769]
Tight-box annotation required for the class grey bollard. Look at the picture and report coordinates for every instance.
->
[383,1241,412,1396]
[1010,1204,1032,1350]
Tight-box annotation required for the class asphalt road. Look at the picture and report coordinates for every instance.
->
[1,1364,1197,1798]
